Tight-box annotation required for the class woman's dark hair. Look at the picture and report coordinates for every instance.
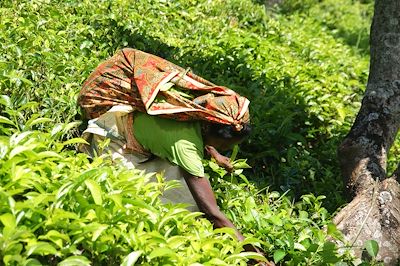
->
[205,123,251,140]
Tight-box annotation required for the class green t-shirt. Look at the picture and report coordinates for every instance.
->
[133,112,205,177]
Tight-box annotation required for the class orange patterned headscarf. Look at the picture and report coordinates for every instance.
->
[78,48,250,131]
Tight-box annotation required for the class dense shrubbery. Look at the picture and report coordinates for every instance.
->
[0,102,264,265]
[0,101,350,265]
[0,0,380,264]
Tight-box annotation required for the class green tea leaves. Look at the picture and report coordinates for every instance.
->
[121,251,143,266]
[0,213,16,229]
[0,115,15,126]
[26,242,58,256]
[85,179,103,205]
[273,249,286,263]
[364,239,379,258]
[58,256,91,266]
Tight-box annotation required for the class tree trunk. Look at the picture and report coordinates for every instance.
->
[335,0,400,264]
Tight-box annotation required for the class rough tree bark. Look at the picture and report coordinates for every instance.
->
[335,0,400,265]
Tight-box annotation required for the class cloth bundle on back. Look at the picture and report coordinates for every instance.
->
[79,48,249,125]
[78,48,250,210]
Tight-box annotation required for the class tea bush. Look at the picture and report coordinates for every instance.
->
[0,0,380,264]
[0,99,269,265]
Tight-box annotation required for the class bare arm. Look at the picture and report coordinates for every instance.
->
[183,172,274,266]
[180,140,273,265]
[183,171,245,240]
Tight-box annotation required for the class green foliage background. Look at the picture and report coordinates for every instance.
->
[0,0,384,265]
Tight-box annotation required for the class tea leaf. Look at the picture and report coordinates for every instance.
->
[85,179,103,205]
[273,249,286,263]
[0,213,16,229]
[58,256,91,266]
[26,242,58,256]
[148,247,176,259]
[121,251,143,266]
[364,239,379,258]
[0,115,15,126]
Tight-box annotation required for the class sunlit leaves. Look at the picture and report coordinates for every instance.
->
[205,162,356,265]
[273,249,286,263]
[0,124,259,265]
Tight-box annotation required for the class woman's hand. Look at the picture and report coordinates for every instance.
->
[243,244,275,266]
[205,145,234,172]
